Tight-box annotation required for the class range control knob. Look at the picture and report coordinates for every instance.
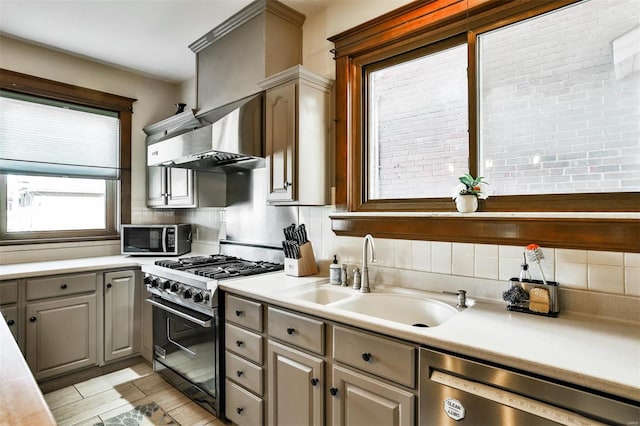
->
[193,292,204,303]
[151,278,161,288]
[143,275,152,285]
[170,282,180,292]
[163,280,171,290]
[183,289,192,299]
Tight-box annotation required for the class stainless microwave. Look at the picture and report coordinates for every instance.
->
[121,224,191,256]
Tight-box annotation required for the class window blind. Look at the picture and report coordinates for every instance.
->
[0,91,120,179]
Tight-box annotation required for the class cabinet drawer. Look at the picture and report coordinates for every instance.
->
[333,326,416,388]
[26,273,97,301]
[226,323,263,364]
[0,281,18,305]
[226,294,263,332]
[225,379,263,426]
[226,351,264,396]
[268,307,324,355]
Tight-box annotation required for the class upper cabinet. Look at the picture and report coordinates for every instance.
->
[143,110,227,209]
[260,65,334,205]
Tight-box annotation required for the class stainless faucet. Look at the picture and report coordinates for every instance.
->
[360,234,376,293]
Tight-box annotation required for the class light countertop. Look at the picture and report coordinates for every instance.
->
[1,255,638,406]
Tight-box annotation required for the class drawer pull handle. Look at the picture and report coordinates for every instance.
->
[7,320,15,326]
[236,340,244,347]
[236,407,244,415]
[286,327,295,335]
[30,316,37,322]
[329,387,338,396]
[235,310,243,317]
[61,284,68,289]
[236,370,244,377]
[106,283,112,288]
[361,352,372,362]
[310,378,319,386]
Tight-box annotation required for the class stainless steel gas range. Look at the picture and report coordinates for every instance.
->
[141,247,283,417]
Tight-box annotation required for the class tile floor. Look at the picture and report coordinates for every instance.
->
[43,362,227,426]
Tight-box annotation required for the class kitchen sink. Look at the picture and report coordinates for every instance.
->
[285,285,354,304]
[329,293,458,327]
[282,284,460,327]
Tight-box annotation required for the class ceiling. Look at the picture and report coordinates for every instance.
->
[0,0,327,83]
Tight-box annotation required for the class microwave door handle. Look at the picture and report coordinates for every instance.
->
[162,227,168,253]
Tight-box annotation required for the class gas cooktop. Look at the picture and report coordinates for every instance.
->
[154,254,284,279]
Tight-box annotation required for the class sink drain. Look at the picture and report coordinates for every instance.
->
[412,323,429,328]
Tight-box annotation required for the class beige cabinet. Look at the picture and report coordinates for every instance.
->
[140,284,153,361]
[147,166,227,208]
[225,294,266,426]
[0,280,19,345]
[260,65,333,205]
[24,272,98,380]
[26,294,97,380]
[331,365,415,426]
[267,340,324,426]
[104,270,139,362]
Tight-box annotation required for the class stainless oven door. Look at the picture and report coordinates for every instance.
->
[149,296,218,398]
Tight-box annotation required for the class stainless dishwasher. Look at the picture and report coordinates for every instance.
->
[420,347,639,425]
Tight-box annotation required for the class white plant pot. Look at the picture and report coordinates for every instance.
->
[455,194,478,213]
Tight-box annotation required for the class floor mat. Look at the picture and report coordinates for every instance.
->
[94,402,179,425]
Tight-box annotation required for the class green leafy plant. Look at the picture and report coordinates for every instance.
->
[453,174,489,199]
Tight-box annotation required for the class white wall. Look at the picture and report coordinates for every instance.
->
[0,35,179,263]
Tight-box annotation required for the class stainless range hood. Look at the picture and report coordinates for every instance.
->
[147,93,264,172]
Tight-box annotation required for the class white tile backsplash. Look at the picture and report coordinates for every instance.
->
[625,267,640,296]
[394,239,412,269]
[556,262,588,289]
[431,242,452,274]
[556,249,588,264]
[411,241,431,272]
[588,265,624,293]
[588,251,624,266]
[452,243,474,277]
[624,252,640,268]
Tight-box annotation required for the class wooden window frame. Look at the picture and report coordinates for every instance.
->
[328,0,639,252]
[0,68,135,244]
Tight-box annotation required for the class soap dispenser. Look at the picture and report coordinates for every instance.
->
[329,255,341,285]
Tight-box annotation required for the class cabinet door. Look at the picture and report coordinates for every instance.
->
[331,365,415,426]
[167,167,196,207]
[140,285,153,362]
[265,83,296,203]
[1,305,19,343]
[147,166,167,207]
[267,340,324,426]
[26,294,97,380]
[104,270,138,362]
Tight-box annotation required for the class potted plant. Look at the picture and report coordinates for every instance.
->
[452,174,488,213]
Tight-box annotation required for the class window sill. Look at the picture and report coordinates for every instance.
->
[0,235,120,247]
[329,212,640,253]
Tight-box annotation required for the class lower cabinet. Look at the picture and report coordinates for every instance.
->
[104,270,139,362]
[26,293,97,380]
[1,280,19,345]
[225,293,418,426]
[331,365,415,426]
[225,293,266,426]
[267,340,324,426]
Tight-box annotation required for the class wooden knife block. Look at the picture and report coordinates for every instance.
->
[284,242,318,277]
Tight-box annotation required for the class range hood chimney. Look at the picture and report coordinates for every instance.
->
[145,0,304,173]
[147,94,264,172]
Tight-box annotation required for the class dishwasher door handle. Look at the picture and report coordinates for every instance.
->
[431,371,606,426]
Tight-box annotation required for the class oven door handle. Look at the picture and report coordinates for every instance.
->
[146,297,212,327]
[167,318,197,356]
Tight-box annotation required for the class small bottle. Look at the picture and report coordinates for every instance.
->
[352,267,361,290]
[341,264,348,287]
[329,255,341,285]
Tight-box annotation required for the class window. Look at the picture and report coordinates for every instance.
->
[329,0,640,251]
[478,0,640,196]
[0,69,134,243]
[367,40,468,199]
